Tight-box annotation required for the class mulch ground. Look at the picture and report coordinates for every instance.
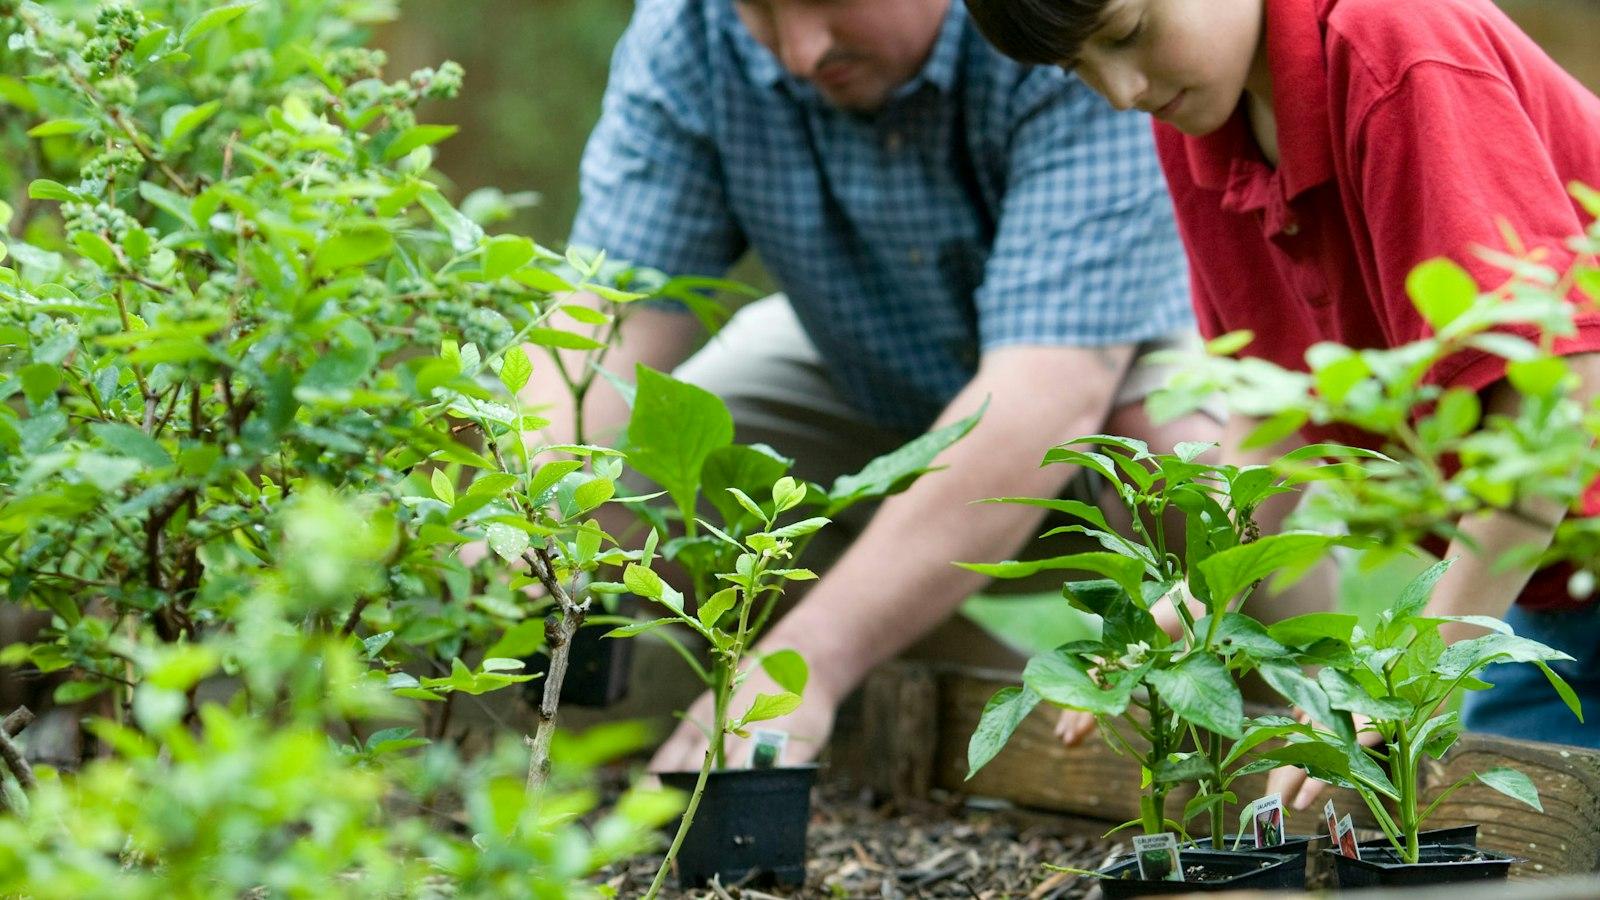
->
[598,784,1123,899]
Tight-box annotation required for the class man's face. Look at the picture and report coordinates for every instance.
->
[734,0,951,112]
[1068,0,1265,136]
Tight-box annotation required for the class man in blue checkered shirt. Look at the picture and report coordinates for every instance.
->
[536,0,1219,769]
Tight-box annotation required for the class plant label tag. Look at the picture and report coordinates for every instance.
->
[748,729,788,770]
[1132,833,1183,882]
[1251,792,1285,848]
[1336,814,1360,860]
[1323,799,1339,846]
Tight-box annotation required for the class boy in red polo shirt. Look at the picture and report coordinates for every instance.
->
[965,0,1600,759]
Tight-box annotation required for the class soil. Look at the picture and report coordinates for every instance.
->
[598,783,1125,899]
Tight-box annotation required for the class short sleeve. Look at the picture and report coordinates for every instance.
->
[1350,61,1600,391]
[974,76,1193,350]
[568,2,747,278]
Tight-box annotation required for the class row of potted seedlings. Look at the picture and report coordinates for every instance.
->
[963,436,1580,893]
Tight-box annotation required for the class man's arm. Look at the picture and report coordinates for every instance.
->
[649,342,1135,769]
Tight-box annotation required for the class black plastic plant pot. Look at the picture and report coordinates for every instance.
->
[1098,849,1300,897]
[1356,824,1479,852]
[1181,834,1313,884]
[1327,843,1516,888]
[522,598,637,708]
[657,765,818,889]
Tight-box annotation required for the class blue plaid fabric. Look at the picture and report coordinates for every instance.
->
[571,0,1191,432]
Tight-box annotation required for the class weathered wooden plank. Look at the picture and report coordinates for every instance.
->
[1420,733,1600,877]
[860,663,938,805]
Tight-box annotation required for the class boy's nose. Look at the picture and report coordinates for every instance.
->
[1104,67,1150,113]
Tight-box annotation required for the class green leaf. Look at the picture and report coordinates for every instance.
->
[486,522,529,562]
[1148,654,1244,739]
[697,587,737,628]
[19,363,60,406]
[726,488,767,522]
[605,617,677,638]
[28,179,87,203]
[980,496,1109,531]
[1151,752,1214,784]
[313,225,394,276]
[626,366,734,519]
[1206,330,1255,356]
[772,475,807,513]
[1535,660,1583,723]
[1266,612,1358,648]
[740,691,802,725]
[1257,660,1350,742]
[1391,558,1453,622]
[418,187,484,253]
[485,620,545,659]
[481,234,535,280]
[73,231,118,269]
[182,2,254,44]
[760,649,808,695]
[702,443,793,527]
[827,402,985,513]
[967,685,1041,779]
[1317,668,1413,722]
[623,563,664,600]
[1434,632,1574,680]
[960,552,1146,603]
[1196,613,1288,659]
[431,469,455,505]
[1407,258,1478,330]
[1506,357,1571,398]
[26,119,85,138]
[160,101,220,150]
[1022,650,1136,717]
[572,477,615,515]
[139,181,196,227]
[1476,767,1541,812]
[767,516,830,540]
[1195,533,1332,604]
[499,346,533,395]
[383,124,459,162]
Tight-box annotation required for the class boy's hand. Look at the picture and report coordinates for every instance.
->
[1054,708,1097,746]
[1267,710,1381,810]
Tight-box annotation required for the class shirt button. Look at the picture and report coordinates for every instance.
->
[1283,221,1301,236]
[884,131,904,153]
[908,248,924,264]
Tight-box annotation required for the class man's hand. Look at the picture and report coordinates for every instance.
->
[648,664,837,772]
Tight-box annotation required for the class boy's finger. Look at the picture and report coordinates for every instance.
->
[1293,777,1326,811]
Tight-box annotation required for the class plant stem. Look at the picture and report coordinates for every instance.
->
[522,541,590,799]
[1206,730,1226,849]
[644,720,719,900]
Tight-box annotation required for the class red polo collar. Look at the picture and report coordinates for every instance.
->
[1183,0,1338,228]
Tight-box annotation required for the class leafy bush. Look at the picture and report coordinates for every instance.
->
[0,0,683,892]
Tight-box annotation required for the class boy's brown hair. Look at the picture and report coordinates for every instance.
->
[963,0,1114,68]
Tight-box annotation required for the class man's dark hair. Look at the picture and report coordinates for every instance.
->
[963,0,1113,68]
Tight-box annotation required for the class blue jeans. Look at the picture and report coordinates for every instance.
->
[1460,602,1600,748]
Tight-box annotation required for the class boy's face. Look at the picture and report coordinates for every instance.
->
[1067,0,1265,136]
[734,0,952,112]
